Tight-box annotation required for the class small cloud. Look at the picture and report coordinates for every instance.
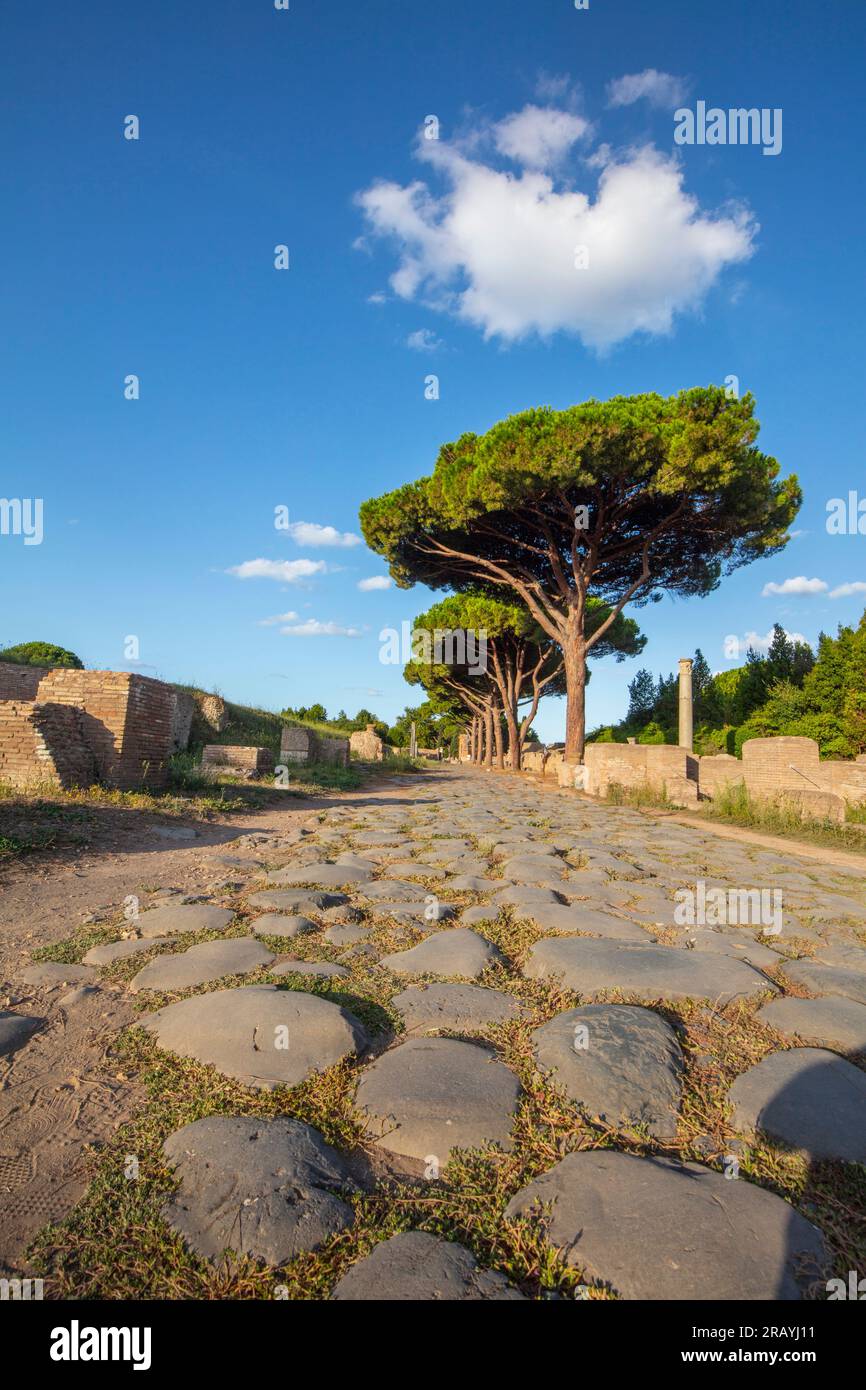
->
[744,627,808,654]
[280,618,364,637]
[357,575,393,591]
[258,610,300,626]
[228,558,327,583]
[606,69,688,109]
[286,521,362,548]
[761,576,828,597]
[406,328,442,352]
[492,104,590,170]
[367,290,387,304]
[830,581,866,599]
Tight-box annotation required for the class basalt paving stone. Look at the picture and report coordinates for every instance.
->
[20,962,97,988]
[493,884,563,909]
[379,928,502,979]
[500,860,567,888]
[756,995,866,1053]
[271,960,350,980]
[84,937,173,966]
[359,880,428,901]
[674,929,783,970]
[353,832,412,846]
[162,1116,356,1264]
[333,854,378,872]
[355,1037,520,1162]
[130,938,275,992]
[324,924,372,947]
[460,904,500,926]
[812,940,866,970]
[444,858,496,877]
[331,1231,524,1301]
[251,914,317,939]
[526,904,650,941]
[366,901,457,924]
[532,1004,683,1137]
[392,982,524,1034]
[523,937,771,1003]
[383,862,448,880]
[446,875,502,892]
[0,1010,43,1057]
[267,864,373,888]
[136,904,236,939]
[141,986,368,1089]
[729,1047,866,1163]
[504,1151,828,1300]
[247,890,346,914]
[780,959,866,1005]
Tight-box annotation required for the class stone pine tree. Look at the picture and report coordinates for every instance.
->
[360,388,800,761]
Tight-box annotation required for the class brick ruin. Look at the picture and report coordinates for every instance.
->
[280,725,349,767]
[0,663,189,791]
[201,744,276,777]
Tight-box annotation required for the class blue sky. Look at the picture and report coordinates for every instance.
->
[3,0,865,741]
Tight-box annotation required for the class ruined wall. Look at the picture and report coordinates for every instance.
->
[201,744,275,775]
[349,725,385,761]
[279,725,349,767]
[170,690,196,752]
[0,662,48,701]
[696,753,744,798]
[739,737,820,799]
[32,670,174,789]
[583,742,697,799]
[0,701,94,789]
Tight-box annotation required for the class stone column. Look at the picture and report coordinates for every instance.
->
[678,658,693,752]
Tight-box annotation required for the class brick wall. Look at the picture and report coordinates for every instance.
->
[740,736,821,798]
[0,662,49,701]
[279,726,348,766]
[697,753,744,798]
[584,742,695,797]
[0,700,94,788]
[201,744,275,774]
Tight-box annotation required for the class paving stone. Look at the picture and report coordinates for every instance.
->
[20,962,97,988]
[162,1116,356,1264]
[523,937,771,1002]
[382,862,447,880]
[251,913,317,939]
[780,960,866,1005]
[130,939,274,992]
[500,856,566,886]
[84,937,173,967]
[393,982,524,1034]
[366,900,457,923]
[505,1151,827,1300]
[729,1046,866,1162]
[527,904,649,941]
[674,928,783,969]
[447,875,501,892]
[247,890,345,914]
[141,985,368,1089]
[355,1037,520,1162]
[331,1231,524,1301]
[268,863,373,888]
[271,960,350,980]
[757,995,866,1053]
[324,924,371,947]
[360,880,427,901]
[460,904,500,926]
[493,884,562,909]
[0,1010,42,1057]
[531,1005,683,1137]
[380,928,502,979]
[136,904,235,938]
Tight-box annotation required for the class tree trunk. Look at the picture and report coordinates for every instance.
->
[504,703,521,771]
[483,704,494,769]
[493,711,504,768]
[470,716,478,763]
[563,633,587,762]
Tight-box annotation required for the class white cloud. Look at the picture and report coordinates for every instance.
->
[367,290,387,304]
[830,581,866,599]
[280,618,363,637]
[761,576,828,597]
[258,610,299,626]
[357,125,754,349]
[607,69,688,109]
[744,627,808,654]
[492,104,590,170]
[286,521,362,548]
[228,558,327,583]
[406,328,441,352]
[357,575,392,591]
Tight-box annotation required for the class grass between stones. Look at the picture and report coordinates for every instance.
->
[23,816,866,1300]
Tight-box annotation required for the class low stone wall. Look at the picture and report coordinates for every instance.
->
[0,700,95,789]
[696,753,744,798]
[280,725,349,767]
[201,744,275,775]
[584,743,698,804]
